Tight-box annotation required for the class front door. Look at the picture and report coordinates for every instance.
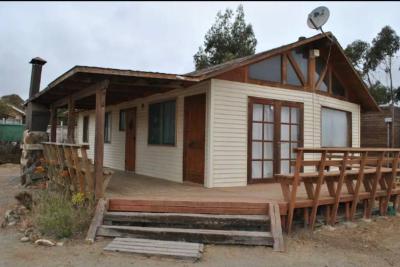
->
[125,108,136,172]
[183,94,206,184]
[248,97,303,183]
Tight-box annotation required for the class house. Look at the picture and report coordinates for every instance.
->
[26,32,379,194]
[361,105,400,148]
[0,103,25,124]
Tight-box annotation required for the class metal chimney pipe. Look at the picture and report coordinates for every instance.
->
[29,57,46,98]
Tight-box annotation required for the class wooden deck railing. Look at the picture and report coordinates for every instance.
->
[42,142,113,197]
[276,147,400,233]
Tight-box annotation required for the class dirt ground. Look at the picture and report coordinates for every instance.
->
[1,164,400,267]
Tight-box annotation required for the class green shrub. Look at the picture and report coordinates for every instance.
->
[33,190,94,239]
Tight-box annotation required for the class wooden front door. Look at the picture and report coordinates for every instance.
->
[125,108,136,172]
[183,94,206,184]
[248,97,303,183]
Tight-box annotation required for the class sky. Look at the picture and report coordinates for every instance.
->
[1,1,400,100]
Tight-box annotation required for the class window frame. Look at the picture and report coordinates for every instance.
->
[104,111,112,144]
[147,99,177,146]
[320,106,352,148]
[82,115,89,143]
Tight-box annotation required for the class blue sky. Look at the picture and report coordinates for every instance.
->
[1,1,400,99]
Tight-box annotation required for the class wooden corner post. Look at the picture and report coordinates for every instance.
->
[94,81,109,199]
[50,105,57,142]
[67,96,75,143]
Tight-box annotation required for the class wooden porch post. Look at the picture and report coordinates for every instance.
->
[94,85,107,199]
[67,96,75,143]
[50,105,57,142]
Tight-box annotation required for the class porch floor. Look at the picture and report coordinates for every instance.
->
[106,171,305,204]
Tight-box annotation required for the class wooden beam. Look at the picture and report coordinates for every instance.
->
[309,150,327,230]
[330,151,349,225]
[67,96,75,143]
[94,82,108,199]
[53,80,110,108]
[86,198,107,244]
[287,150,303,234]
[350,152,368,220]
[50,105,57,142]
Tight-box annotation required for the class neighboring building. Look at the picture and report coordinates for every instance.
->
[0,104,25,124]
[26,32,379,188]
[361,106,400,148]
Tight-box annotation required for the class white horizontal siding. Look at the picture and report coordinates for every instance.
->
[209,79,361,187]
[76,81,210,184]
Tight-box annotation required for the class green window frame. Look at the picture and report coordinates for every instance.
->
[148,100,176,145]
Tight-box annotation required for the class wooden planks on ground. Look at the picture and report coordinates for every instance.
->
[97,225,274,246]
[86,198,107,244]
[104,237,204,260]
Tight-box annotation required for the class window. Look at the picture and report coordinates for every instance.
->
[119,110,126,131]
[315,56,328,92]
[291,48,308,79]
[104,112,111,143]
[82,116,89,143]
[248,55,281,83]
[321,107,351,147]
[287,60,302,86]
[148,100,176,145]
[249,98,303,182]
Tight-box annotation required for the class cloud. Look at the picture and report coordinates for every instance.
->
[0,2,399,99]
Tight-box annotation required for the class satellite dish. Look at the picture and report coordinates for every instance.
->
[307,6,330,30]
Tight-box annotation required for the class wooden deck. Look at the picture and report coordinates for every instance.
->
[105,170,400,217]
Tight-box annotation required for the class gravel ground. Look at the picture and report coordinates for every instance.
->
[1,164,400,267]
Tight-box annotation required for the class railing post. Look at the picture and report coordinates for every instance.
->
[287,149,303,234]
[50,105,57,142]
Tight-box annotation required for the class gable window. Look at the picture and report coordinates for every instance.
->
[316,56,329,92]
[119,110,126,131]
[248,55,281,83]
[82,116,89,143]
[291,48,308,79]
[148,100,176,145]
[287,59,302,86]
[332,73,346,97]
[321,107,351,147]
[104,112,112,143]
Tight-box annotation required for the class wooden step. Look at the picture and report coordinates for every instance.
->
[103,212,270,231]
[97,225,274,246]
[104,237,203,260]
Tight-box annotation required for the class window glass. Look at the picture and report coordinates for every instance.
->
[119,110,126,131]
[291,49,308,79]
[321,108,350,147]
[248,55,281,83]
[104,112,112,143]
[253,104,263,121]
[316,57,329,92]
[252,142,262,159]
[148,100,176,145]
[332,73,346,97]
[287,60,302,86]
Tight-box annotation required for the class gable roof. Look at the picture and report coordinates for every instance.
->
[27,32,379,111]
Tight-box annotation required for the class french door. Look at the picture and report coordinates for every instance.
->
[248,97,303,183]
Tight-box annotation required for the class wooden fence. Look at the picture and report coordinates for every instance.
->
[42,142,113,197]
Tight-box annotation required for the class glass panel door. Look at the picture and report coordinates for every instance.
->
[249,98,303,182]
[280,106,300,174]
[250,103,274,180]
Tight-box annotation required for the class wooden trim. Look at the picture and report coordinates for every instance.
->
[67,96,75,143]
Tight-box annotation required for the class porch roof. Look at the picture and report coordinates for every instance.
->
[27,66,200,109]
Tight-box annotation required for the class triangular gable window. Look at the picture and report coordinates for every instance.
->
[248,55,281,83]
[287,60,302,86]
[290,49,308,80]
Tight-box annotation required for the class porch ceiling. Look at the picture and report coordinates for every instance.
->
[28,66,200,109]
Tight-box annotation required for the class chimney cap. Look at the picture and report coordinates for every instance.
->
[298,36,306,41]
[29,57,46,65]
